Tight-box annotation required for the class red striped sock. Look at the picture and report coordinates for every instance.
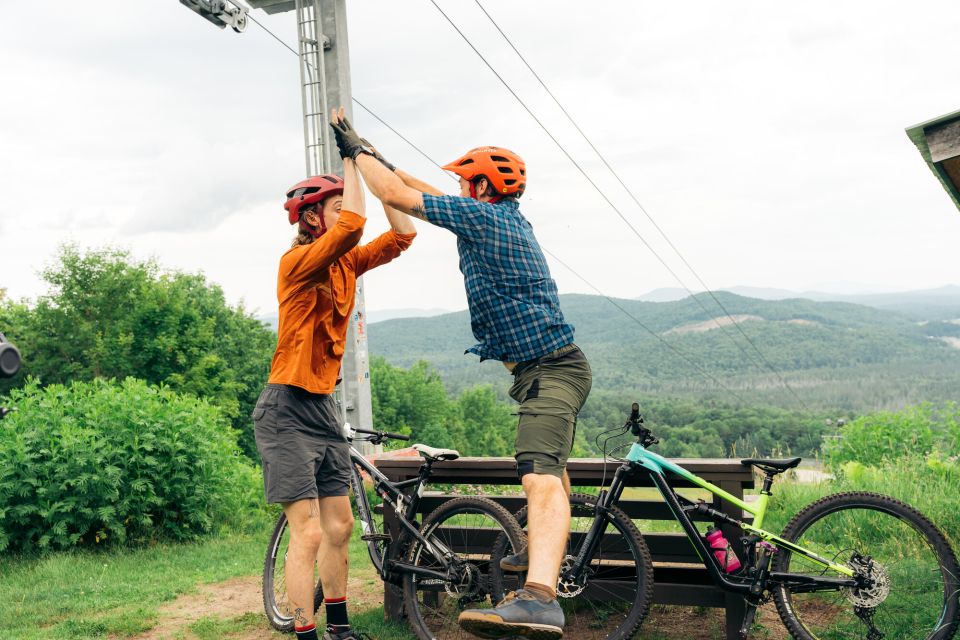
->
[324,596,349,634]
[295,623,318,640]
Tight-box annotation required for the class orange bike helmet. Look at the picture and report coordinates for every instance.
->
[442,147,526,202]
[283,174,344,238]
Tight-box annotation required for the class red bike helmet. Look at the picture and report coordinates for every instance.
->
[442,147,526,202]
[283,174,345,237]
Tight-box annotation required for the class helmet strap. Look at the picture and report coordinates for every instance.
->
[298,211,326,239]
[469,178,501,204]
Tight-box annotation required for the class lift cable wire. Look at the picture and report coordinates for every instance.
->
[472,0,808,412]
[429,0,807,411]
[244,7,763,413]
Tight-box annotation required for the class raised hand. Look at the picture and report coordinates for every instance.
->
[330,107,367,160]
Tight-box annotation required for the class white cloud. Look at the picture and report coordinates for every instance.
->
[1,0,959,318]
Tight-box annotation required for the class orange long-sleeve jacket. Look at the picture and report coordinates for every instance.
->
[268,209,415,394]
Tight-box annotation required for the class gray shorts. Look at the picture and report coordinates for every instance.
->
[253,383,352,504]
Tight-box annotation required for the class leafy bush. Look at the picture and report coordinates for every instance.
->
[825,402,960,466]
[0,377,262,552]
[0,243,276,460]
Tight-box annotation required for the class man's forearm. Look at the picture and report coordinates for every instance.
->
[396,169,445,197]
[355,155,406,206]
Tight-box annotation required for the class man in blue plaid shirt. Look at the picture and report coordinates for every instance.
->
[333,110,590,640]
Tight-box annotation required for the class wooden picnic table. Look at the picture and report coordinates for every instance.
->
[374,456,755,640]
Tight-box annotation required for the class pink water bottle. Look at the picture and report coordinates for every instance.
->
[706,526,741,573]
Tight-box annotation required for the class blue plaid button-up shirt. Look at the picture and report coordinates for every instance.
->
[421,194,574,362]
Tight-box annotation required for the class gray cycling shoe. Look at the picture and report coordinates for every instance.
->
[499,545,529,572]
[458,590,564,640]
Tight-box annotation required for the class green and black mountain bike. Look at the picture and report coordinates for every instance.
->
[491,403,960,640]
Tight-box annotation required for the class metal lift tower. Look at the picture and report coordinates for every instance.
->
[180,0,377,452]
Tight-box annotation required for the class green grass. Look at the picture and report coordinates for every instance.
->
[0,512,417,640]
[189,612,270,640]
[0,520,274,640]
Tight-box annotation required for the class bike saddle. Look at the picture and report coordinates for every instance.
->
[741,457,802,473]
[413,444,460,461]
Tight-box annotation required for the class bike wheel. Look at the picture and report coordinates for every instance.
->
[773,491,960,640]
[350,461,389,573]
[262,512,325,632]
[403,496,526,640]
[489,492,654,640]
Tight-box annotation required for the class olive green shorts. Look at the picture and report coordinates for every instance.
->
[508,344,592,479]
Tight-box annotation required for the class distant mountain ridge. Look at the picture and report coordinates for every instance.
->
[368,292,960,413]
[636,284,960,316]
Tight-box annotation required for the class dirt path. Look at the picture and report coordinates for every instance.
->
[135,575,269,640]
[134,564,385,640]
[134,568,791,640]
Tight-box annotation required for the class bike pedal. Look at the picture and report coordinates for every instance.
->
[361,533,392,542]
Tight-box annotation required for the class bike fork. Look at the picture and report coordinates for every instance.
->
[566,464,631,580]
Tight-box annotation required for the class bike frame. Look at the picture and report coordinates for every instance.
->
[626,442,855,578]
[348,443,460,585]
[565,438,857,596]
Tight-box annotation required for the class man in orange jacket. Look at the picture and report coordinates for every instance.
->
[253,152,415,640]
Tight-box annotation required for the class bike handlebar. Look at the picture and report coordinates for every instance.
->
[352,427,411,441]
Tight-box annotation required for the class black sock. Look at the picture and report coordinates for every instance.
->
[295,623,319,640]
[325,597,350,635]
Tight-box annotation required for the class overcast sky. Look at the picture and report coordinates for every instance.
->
[2,0,959,318]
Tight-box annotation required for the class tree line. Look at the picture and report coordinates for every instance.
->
[2,243,848,464]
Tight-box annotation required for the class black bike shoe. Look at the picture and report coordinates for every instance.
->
[458,590,564,640]
[321,630,372,640]
[499,545,529,572]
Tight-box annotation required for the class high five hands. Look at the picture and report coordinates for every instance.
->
[330,107,395,171]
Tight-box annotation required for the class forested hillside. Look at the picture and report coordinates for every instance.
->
[368,293,960,413]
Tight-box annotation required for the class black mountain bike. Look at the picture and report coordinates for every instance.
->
[491,404,960,640]
[262,425,525,640]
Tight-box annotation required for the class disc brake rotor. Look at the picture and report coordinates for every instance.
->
[843,559,891,608]
[557,555,586,598]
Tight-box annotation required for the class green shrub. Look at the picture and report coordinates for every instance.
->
[0,377,262,552]
[0,243,277,461]
[825,402,960,466]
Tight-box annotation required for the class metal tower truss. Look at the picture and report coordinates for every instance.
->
[296,0,332,177]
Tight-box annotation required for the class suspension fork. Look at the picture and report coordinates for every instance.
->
[565,461,635,578]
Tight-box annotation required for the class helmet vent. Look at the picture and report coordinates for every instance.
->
[321,175,340,183]
[459,158,475,165]
[490,155,510,163]
[519,169,526,176]
[288,186,321,198]
[504,179,517,185]
[497,166,514,174]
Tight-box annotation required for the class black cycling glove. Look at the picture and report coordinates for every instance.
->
[330,114,368,160]
[361,138,395,172]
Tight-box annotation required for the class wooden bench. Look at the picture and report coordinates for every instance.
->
[374,456,754,640]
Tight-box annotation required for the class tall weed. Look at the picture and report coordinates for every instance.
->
[0,377,263,552]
